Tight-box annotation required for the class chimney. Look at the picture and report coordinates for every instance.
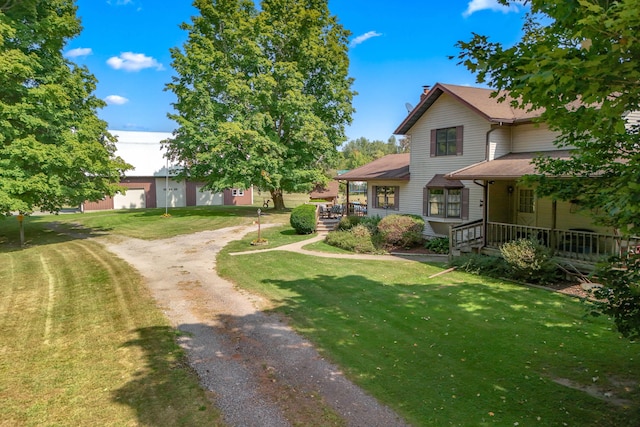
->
[420,85,431,100]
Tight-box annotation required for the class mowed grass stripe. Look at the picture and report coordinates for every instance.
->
[39,253,56,346]
[68,240,136,331]
[0,255,16,325]
[0,240,222,426]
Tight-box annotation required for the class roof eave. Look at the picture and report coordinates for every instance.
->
[335,175,410,181]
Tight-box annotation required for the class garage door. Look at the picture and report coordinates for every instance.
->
[196,186,224,206]
[114,188,146,209]
[156,178,186,208]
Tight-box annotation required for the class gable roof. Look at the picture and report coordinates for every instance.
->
[394,83,541,135]
[335,153,410,181]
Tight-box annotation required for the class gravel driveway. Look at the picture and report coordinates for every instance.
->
[102,225,410,427]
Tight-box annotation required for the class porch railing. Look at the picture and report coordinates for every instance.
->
[450,219,483,253]
[451,221,639,264]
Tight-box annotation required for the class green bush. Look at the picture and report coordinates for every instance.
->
[360,215,382,233]
[450,253,510,277]
[325,226,379,253]
[424,237,450,254]
[591,254,640,340]
[337,215,361,231]
[290,204,317,234]
[500,238,558,284]
[377,214,425,248]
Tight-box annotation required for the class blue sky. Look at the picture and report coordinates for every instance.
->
[66,0,528,143]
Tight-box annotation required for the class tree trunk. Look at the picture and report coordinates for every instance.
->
[270,189,286,210]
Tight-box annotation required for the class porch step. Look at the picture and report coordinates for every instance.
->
[316,218,340,232]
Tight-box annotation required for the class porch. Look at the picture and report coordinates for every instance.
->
[450,220,639,267]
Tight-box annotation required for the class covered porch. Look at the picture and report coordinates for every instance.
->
[446,151,638,267]
[451,220,639,267]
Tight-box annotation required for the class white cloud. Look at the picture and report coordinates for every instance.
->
[64,47,93,58]
[107,52,164,72]
[463,0,523,17]
[350,31,382,48]
[107,0,134,5]
[105,95,129,105]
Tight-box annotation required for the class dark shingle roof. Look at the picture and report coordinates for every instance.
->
[335,153,410,181]
[445,150,573,180]
[395,83,541,135]
[309,180,339,199]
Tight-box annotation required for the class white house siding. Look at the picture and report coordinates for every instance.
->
[511,123,560,152]
[625,110,640,128]
[403,94,490,236]
[488,126,512,160]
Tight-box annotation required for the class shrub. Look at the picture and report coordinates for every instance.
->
[591,254,640,340]
[377,214,425,248]
[360,215,382,233]
[325,227,378,253]
[500,238,558,284]
[290,204,317,234]
[450,253,510,277]
[424,237,450,254]
[337,215,361,231]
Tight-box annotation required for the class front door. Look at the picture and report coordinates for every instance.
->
[516,188,536,226]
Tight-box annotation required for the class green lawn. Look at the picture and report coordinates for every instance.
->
[219,238,640,426]
[3,201,639,427]
[0,223,222,426]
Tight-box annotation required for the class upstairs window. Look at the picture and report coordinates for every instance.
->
[431,126,463,157]
[231,189,244,197]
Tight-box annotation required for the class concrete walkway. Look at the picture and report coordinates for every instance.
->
[229,233,449,263]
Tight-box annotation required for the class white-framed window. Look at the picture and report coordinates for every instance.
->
[423,184,469,220]
[231,189,244,197]
[373,186,399,210]
[427,188,462,218]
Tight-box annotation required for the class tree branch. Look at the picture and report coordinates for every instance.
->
[1,0,16,12]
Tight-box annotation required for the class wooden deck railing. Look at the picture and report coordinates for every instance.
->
[451,221,640,264]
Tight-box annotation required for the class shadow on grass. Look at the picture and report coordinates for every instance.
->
[113,326,221,426]
[254,273,640,426]
[0,218,110,252]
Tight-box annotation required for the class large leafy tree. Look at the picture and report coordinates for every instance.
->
[0,0,130,215]
[166,0,355,209]
[455,0,640,338]
[339,136,404,170]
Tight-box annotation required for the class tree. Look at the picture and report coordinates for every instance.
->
[339,136,402,169]
[455,0,640,339]
[165,0,355,210]
[0,0,130,215]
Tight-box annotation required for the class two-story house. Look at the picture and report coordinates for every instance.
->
[337,83,638,266]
